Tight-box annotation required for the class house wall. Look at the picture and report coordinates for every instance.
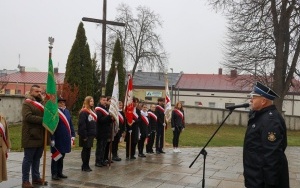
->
[0,94,24,123]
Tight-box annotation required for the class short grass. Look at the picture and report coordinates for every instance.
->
[8,123,300,151]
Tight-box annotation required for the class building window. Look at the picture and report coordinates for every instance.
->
[15,89,21,94]
[145,97,152,101]
[195,101,203,106]
[208,102,215,108]
[5,89,10,94]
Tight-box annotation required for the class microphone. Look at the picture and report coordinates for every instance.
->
[225,103,249,110]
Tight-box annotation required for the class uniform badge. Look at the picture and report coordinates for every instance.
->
[268,132,276,142]
[252,124,256,128]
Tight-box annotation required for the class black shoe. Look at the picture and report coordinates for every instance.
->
[130,156,136,159]
[139,154,146,157]
[58,174,67,178]
[101,161,108,166]
[82,166,92,172]
[95,163,103,167]
[112,156,122,161]
[52,175,60,180]
[159,150,166,154]
[156,151,161,154]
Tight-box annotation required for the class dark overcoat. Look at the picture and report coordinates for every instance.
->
[243,105,289,188]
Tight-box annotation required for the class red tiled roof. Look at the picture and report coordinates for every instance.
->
[2,72,65,84]
[176,74,253,92]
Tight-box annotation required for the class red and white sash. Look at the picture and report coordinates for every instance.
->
[81,108,97,121]
[148,111,157,122]
[141,115,149,125]
[58,109,71,136]
[0,122,9,149]
[156,105,165,113]
[133,108,139,120]
[25,98,44,112]
[118,111,124,125]
[95,106,109,116]
[174,109,184,122]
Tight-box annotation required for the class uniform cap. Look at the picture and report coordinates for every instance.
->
[250,82,279,100]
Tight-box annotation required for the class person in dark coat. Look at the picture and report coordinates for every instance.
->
[112,101,126,161]
[243,82,289,188]
[155,98,166,154]
[138,103,149,157]
[50,98,76,180]
[78,96,97,172]
[146,104,157,153]
[171,102,185,153]
[125,97,141,159]
[94,96,113,167]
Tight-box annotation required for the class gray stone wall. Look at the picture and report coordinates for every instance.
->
[1,95,299,130]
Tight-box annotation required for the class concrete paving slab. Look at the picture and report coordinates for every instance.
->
[1,147,299,188]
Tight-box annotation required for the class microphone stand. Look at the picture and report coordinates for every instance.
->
[189,108,234,188]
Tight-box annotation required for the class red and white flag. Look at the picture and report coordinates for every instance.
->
[124,74,134,125]
[165,75,172,123]
[51,147,62,161]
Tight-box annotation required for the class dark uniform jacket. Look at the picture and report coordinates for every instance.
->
[171,109,185,131]
[78,109,97,146]
[95,104,112,140]
[125,107,141,144]
[51,108,76,154]
[148,110,157,133]
[139,111,149,138]
[155,105,165,129]
[243,105,289,188]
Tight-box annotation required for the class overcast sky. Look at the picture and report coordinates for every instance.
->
[0,0,227,74]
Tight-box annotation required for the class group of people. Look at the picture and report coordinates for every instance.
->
[77,95,186,172]
[0,80,289,188]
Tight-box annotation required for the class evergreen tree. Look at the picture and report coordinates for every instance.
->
[92,53,102,104]
[105,38,126,101]
[65,22,93,112]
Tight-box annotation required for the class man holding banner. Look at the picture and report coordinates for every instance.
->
[21,85,48,188]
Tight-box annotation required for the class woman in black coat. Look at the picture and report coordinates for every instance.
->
[78,96,97,172]
[171,102,185,153]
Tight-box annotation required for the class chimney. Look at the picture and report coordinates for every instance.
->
[218,68,222,75]
[54,67,58,73]
[230,69,237,78]
[19,66,25,73]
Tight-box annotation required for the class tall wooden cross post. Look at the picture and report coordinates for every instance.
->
[82,0,125,93]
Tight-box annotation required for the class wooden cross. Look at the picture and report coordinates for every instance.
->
[82,0,125,90]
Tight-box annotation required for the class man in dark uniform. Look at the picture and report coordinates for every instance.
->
[155,98,166,154]
[244,82,289,188]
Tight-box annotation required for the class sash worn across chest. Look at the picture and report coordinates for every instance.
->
[133,108,139,120]
[148,111,157,121]
[25,98,44,112]
[58,109,71,136]
[118,111,124,124]
[82,108,97,121]
[156,105,164,113]
[141,114,149,125]
[174,109,184,122]
[0,122,9,148]
[95,106,109,116]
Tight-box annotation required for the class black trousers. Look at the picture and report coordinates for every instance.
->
[172,127,181,147]
[51,153,66,175]
[138,136,146,154]
[95,138,107,163]
[155,125,164,151]
[146,131,155,152]
[112,132,121,157]
[81,147,91,169]
[126,141,137,158]
[104,141,111,161]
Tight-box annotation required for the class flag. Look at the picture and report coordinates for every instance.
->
[43,58,59,134]
[109,69,119,126]
[165,75,172,123]
[124,74,134,125]
[51,147,62,161]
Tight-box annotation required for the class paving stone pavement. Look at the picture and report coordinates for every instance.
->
[1,147,299,188]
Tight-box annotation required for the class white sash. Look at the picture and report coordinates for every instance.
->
[58,109,71,136]
[156,105,165,113]
[148,111,157,121]
[95,106,109,116]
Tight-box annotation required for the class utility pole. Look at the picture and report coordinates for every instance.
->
[83,0,125,92]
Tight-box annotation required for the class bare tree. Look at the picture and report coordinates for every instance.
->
[208,0,300,111]
[103,3,168,77]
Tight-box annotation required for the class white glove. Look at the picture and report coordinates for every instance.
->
[172,127,175,131]
[50,140,55,147]
[163,123,166,127]
[182,128,185,131]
